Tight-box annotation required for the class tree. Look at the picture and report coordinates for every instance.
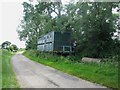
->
[1,41,18,52]
[17,1,63,50]
[67,2,119,58]
[10,44,18,52]
[1,41,11,50]
[17,1,119,58]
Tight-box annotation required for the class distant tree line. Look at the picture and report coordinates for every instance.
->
[1,41,18,52]
[17,1,120,58]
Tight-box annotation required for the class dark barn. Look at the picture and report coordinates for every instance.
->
[37,31,73,53]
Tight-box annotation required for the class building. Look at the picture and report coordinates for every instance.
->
[37,31,73,53]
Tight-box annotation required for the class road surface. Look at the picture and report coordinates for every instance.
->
[12,54,107,88]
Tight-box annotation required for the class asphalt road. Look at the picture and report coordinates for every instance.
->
[12,54,107,88]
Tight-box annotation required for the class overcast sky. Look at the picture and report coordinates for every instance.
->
[0,0,26,48]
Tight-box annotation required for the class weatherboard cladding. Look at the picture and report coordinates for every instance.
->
[37,31,72,52]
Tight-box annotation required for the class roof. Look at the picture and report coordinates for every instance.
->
[38,31,70,39]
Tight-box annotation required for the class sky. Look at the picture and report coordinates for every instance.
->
[0,0,71,48]
[0,0,26,48]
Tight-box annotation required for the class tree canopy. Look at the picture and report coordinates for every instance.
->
[1,41,18,52]
[17,1,120,58]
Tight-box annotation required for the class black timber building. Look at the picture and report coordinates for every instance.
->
[37,31,73,53]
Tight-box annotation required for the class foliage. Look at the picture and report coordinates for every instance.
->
[0,49,2,89]
[10,44,19,52]
[1,41,11,50]
[72,2,119,58]
[1,49,20,88]
[17,2,62,50]
[23,50,119,89]
[24,49,81,63]
[1,41,18,52]
[17,2,119,58]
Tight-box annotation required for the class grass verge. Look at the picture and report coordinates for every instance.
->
[23,50,119,89]
[1,49,20,88]
[0,49,2,89]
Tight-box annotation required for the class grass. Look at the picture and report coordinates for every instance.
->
[23,50,119,90]
[1,49,20,88]
[0,49,2,89]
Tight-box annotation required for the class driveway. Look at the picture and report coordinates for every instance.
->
[12,54,107,88]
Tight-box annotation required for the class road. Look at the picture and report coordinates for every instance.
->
[12,54,107,88]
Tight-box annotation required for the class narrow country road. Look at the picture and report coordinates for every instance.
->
[12,54,107,88]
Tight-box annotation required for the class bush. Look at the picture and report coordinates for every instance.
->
[24,50,81,63]
[101,55,119,67]
[24,49,119,68]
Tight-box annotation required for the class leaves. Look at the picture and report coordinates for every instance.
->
[17,2,119,58]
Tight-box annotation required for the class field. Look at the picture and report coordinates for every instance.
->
[1,49,20,88]
[23,50,119,89]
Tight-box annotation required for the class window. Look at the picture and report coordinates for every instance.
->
[49,35,51,38]
[64,47,70,51]
[47,35,49,39]
[63,46,72,52]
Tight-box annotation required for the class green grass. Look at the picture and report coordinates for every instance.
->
[1,49,20,88]
[0,49,2,89]
[23,50,119,89]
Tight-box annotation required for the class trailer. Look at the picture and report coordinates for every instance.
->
[37,31,73,53]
